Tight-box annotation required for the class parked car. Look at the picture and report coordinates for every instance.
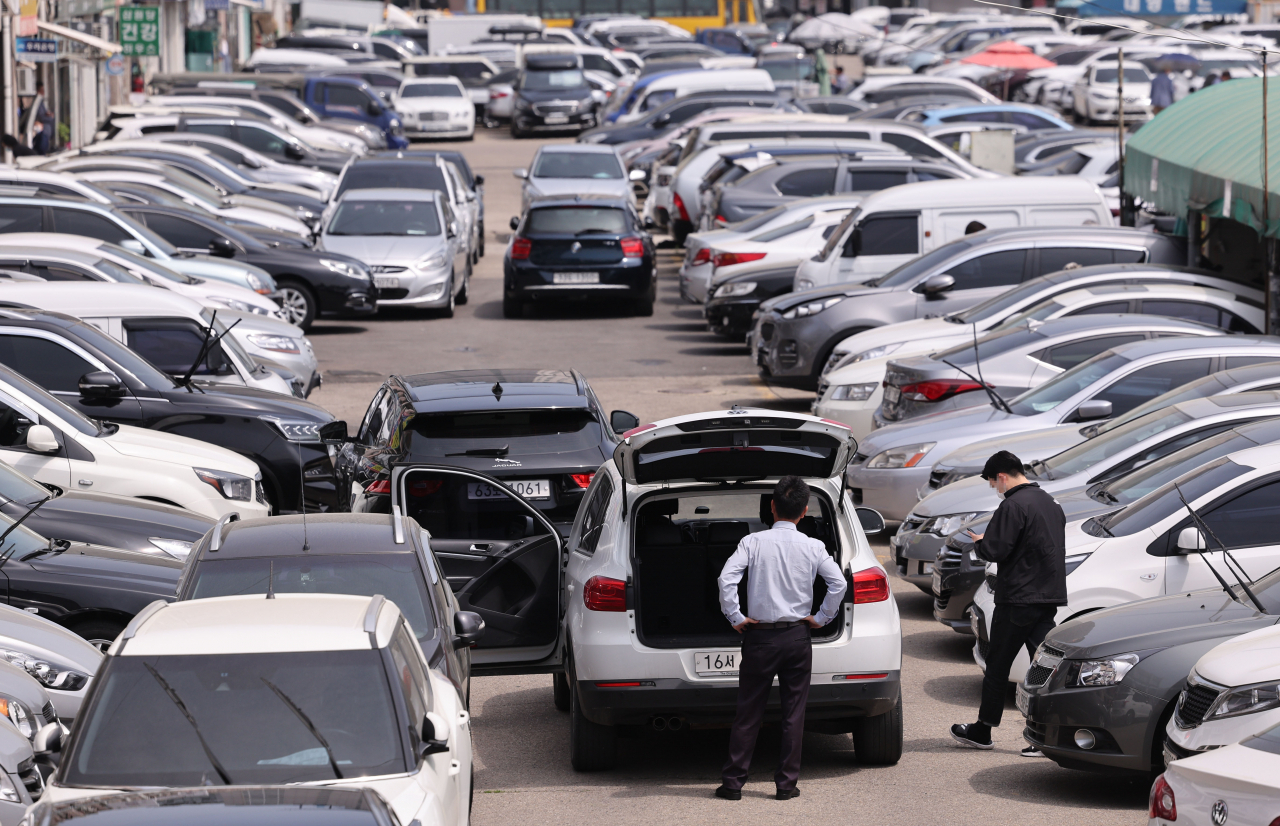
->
[503,194,655,317]
[515,144,639,211]
[0,602,102,723]
[107,115,352,175]
[148,93,375,154]
[0,716,44,822]
[511,54,598,138]
[917,102,1074,131]
[406,55,500,113]
[1071,62,1153,125]
[1150,724,1280,826]
[397,77,476,140]
[577,91,795,146]
[705,262,807,339]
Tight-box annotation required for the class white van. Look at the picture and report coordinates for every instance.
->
[794,177,1113,289]
[613,68,776,124]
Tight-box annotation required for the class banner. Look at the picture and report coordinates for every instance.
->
[16,38,57,62]
[17,0,37,37]
[119,5,160,56]
[1079,0,1246,16]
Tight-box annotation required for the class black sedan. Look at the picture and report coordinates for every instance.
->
[329,367,637,532]
[25,787,399,826]
[503,194,656,318]
[512,54,597,138]
[119,204,377,329]
[704,263,795,339]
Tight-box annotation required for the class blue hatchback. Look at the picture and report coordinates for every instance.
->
[917,103,1073,132]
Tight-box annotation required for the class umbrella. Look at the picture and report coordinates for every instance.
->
[1156,52,1201,67]
[960,41,1056,70]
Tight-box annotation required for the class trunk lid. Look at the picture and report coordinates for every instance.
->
[614,407,855,486]
[529,236,625,267]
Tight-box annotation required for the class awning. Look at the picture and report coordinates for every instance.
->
[36,20,121,54]
[1125,77,1280,236]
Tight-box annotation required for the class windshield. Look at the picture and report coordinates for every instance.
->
[1094,427,1263,507]
[407,409,601,454]
[533,152,622,180]
[188,554,434,640]
[336,163,447,199]
[762,58,815,82]
[65,650,406,787]
[92,259,147,285]
[327,201,441,237]
[992,300,1068,330]
[521,69,585,90]
[1092,374,1225,435]
[525,207,625,234]
[1094,67,1151,83]
[1040,408,1192,479]
[101,243,200,285]
[1007,352,1129,416]
[401,83,464,98]
[0,509,51,557]
[726,204,790,234]
[1093,457,1243,537]
[0,365,105,437]
[931,325,1046,365]
[873,236,974,287]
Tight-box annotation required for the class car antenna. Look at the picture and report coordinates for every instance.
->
[1173,482,1267,615]
[266,559,275,599]
[940,357,1012,415]
[0,495,51,571]
[492,381,503,401]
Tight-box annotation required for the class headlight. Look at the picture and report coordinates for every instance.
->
[1064,552,1091,576]
[415,252,449,270]
[262,417,324,442]
[245,273,269,294]
[245,333,301,354]
[0,649,88,691]
[1071,653,1140,687]
[515,99,533,111]
[1206,680,1280,720]
[781,296,844,319]
[193,467,254,501]
[0,696,35,739]
[207,295,252,313]
[1090,89,1116,99]
[714,281,757,299]
[850,342,903,363]
[148,537,194,560]
[866,442,935,469]
[922,512,982,536]
[830,382,878,401]
[796,278,814,290]
[319,258,364,278]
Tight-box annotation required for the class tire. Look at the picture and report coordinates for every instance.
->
[457,265,470,305]
[552,671,570,712]
[478,221,485,258]
[852,695,903,765]
[277,280,317,331]
[569,676,617,771]
[439,275,455,319]
[70,619,128,653]
[633,281,655,317]
[502,292,523,319]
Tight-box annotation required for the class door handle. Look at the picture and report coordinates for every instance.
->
[77,479,92,487]
[469,543,491,552]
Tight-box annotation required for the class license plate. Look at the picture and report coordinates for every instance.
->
[553,271,599,284]
[1016,684,1030,718]
[467,480,550,501]
[694,651,739,676]
[884,384,901,404]
[544,115,569,124]
[374,276,400,289]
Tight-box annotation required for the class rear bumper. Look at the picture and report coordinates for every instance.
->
[577,671,901,727]
[506,260,654,301]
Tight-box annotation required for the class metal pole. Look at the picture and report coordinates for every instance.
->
[1266,49,1276,335]
[1,13,11,165]
[1118,47,1127,226]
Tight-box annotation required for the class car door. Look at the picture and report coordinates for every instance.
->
[0,386,71,491]
[1079,357,1215,420]
[391,464,565,675]
[912,247,1029,318]
[0,329,145,423]
[0,204,46,235]
[1162,475,1280,594]
[439,201,466,277]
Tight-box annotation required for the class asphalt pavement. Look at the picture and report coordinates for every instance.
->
[308,128,1151,826]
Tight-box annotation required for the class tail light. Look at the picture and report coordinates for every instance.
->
[712,251,766,270]
[365,479,391,495]
[1149,774,1176,821]
[715,214,727,225]
[620,237,644,257]
[584,576,627,611]
[571,473,595,488]
[511,237,531,260]
[408,479,443,497]
[899,380,985,403]
[691,248,711,266]
[673,192,689,222]
[852,568,890,604]
[491,90,509,99]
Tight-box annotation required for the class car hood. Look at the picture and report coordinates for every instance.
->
[27,542,182,596]
[858,404,1014,455]
[0,603,102,677]
[933,424,1089,472]
[320,234,441,266]
[763,280,887,314]
[526,178,630,200]
[1194,623,1280,688]
[217,310,306,338]
[167,383,333,421]
[16,492,213,542]
[1048,588,1280,661]
[170,255,278,291]
[832,316,962,358]
[98,423,260,476]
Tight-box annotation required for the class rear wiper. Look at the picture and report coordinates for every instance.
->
[574,228,614,235]
[940,358,1013,414]
[446,446,509,457]
[144,663,233,785]
[261,677,343,780]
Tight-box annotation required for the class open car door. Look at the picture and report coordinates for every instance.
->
[392,464,563,676]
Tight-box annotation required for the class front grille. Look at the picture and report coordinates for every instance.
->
[1024,719,1048,742]
[40,701,56,726]
[1025,664,1053,687]
[934,590,951,610]
[380,288,410,300]
[255,480,268,508]
[533,102,576,116]
[759,322,775,342]
[1175,682,1221,728]
[371,265,408,274]
[417,111,449,121]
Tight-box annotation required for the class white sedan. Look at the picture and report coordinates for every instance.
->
[396,78,476,141]
[1071,62,1153,125]
[1151,722,1280,825]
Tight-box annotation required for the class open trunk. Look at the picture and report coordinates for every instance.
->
[632,486,844,650]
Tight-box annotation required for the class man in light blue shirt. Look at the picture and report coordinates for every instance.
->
[714,475,847,802]
[1151,67,1175,113]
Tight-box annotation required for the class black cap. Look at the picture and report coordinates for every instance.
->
[981,450,1024,481]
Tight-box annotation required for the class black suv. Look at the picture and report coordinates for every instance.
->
[0,309,334,513]
[511,54,597,138]
[330,368,638,530]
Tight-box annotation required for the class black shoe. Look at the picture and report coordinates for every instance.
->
[1021,746,1045,758]
[776,787,800,800]
[714,785,742,801]
[949,723,993,750]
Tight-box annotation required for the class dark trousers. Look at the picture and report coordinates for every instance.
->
[979,603,1058,727]
[722,624,812,791]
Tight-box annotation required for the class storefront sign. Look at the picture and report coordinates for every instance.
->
[119,5,160,56]
[16,38,58,62]
[17,0,38,37]
[204,0,229,9]
[1082,0,1245,14]
[106,53,125,75]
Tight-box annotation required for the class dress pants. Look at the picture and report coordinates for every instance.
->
[722,624,812,792]
[979,603,1058,727]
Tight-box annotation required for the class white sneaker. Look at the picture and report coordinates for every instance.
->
[1021,746,1045,758]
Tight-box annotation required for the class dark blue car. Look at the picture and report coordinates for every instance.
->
[503,194,656,318]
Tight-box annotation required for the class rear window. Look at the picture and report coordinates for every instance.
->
[337,163,447,198]
[407,409,601,454]
[526,207,626,234]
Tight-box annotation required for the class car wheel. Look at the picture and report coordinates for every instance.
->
[552,671,570,712]
[852,694,903,765]
[633,280,655,317]
[502,292,523,319]
[277,280,317,330]
[569,673,617,771]
[70,619,128,653]
[439,274,455,319]
[478,222,485,258]
[457,264,471,306]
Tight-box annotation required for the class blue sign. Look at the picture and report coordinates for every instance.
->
[204,0,229,9]
[15,38,57,62]
[1079,0,1246,16]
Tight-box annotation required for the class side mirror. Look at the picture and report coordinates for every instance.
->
[209,237,237,258]
[318,420,352,444]
[119,238,148,256]
[25,424,59,454]
[447,221,458,238]
[513,168,528,179]
[1072,400,1113,422]
[452,610,485,649]
[79,370,127,399]
[474,174,484,186]
[418,710,450,757]
[285,144,306,160]
[643,216,656,229]
[628,168,646,182]
[367,101,382,117]
[610,409,640,435]
[921,273,956,295]
[856,507,885,535]
[1175,526,1206,553]
[654,112,671,126]
[33,722,62,755]
[509,216,520,231]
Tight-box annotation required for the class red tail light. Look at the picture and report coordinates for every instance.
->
[691,247,711,266]
[852,568,890,604]
[620,237,644,257]
[715,214,726,225]
[365,480,391,495]
[491,90,509,98]
[1149,774,1177,821]
[408,480,443,497]
[673,192,689,222]
[511,237,532,260]
[584,576,627,611]
[712,251,766,270]
[571,473,595,488]
[899,380,984,403]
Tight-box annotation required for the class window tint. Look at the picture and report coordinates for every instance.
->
[0,335,97,393]
[859,214,918,256]
[124,321,228,376]
[1139,300,1258,333]
[1091,358,1214,416]
[847,170,911,191]
[1009,111,1055,129]
[185,122,235,139]
[945,111,1003,123]
[1201,478,1280,550]
[137,212,219,250]
[1102,422,1243,480]
[0,205,42,233]
[1042,334,1144,370]
[775,167,837,197]
[574,474,613,556]
[1037,247,1120,274]
[1227,355,1280,369]
[326,83,374,111]
[0,395,42,450]
[389,624,431,726]
[236,125,289,157]
[51,209,133,246]
[1068,301,1131,316]
[945,249,1026,289]
[881,133,944,159]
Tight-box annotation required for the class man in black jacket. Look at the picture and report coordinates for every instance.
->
[950,450,1066,755]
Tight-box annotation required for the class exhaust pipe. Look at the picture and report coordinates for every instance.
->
[666,716,685,731]
[652,717,667,731]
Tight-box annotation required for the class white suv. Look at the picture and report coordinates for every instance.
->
[41,593,476,826]
[383,408,903,772]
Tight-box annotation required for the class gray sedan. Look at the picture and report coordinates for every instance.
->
[515,144,640,212]
[846,335,1280,521]
[750,226,1185,390]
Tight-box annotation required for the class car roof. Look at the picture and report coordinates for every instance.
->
[116,593,399,655]
[536,144,620,156]
[1182,390,1280,416]
[399,368,584,403]
[1109,334,1280,362]
[854,176,1101,211]
[1052,282,1226,303]
[528,193,630,208]
[0,281,206,317]
[209,513,410,559]
[338,187,439,202]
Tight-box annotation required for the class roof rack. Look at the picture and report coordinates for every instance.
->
[116,599,168,654]
[392,505,405,545]
[209,512,241,552]
[363,595,387,646]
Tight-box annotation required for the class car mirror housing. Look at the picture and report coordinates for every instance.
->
[318,420,352,444]
[509,216,520,231]
[1175,526,1206,553]
[610,409,640,435]
[1072,400,1113,422]
[474,174,485,186]
[33,722,62,756]
[25,424,59,454]
[920,273,955,295]
[209,237,237,258]
[419,711,450,757]
[452,610,485,649]
[513,168,528,180]
[119,239,148,256]
[80,370,127,399]
[628,168,646,181]
[855,507,886,535]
